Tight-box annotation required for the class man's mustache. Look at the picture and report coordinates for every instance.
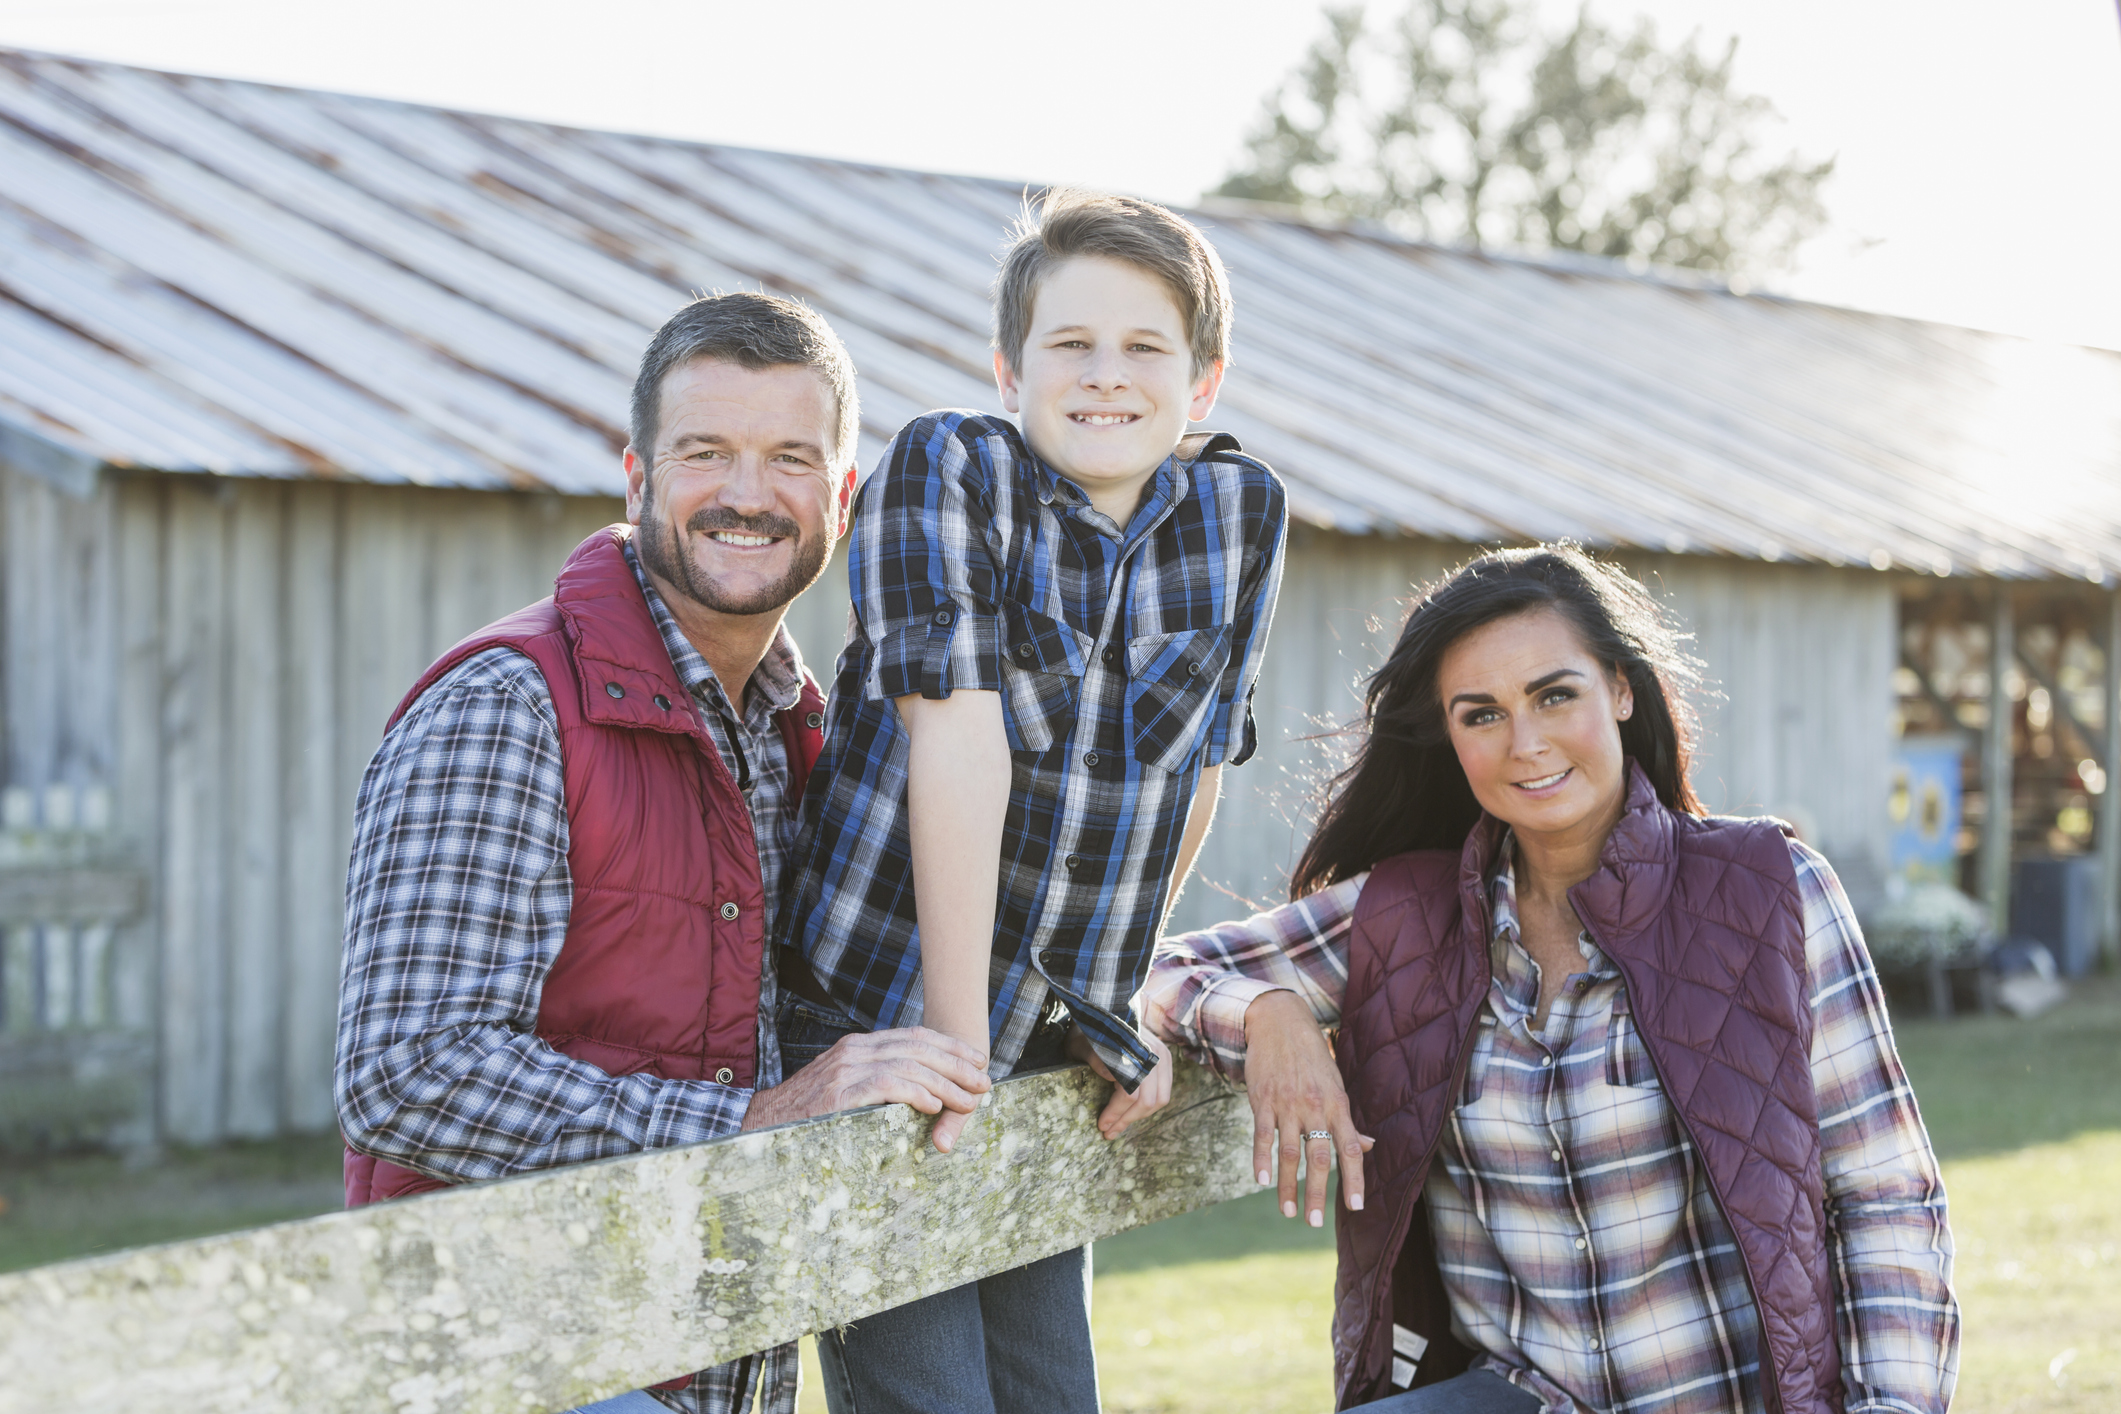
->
[684,509,801,540]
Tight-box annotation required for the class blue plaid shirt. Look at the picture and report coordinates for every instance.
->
[778,412,1286,1086]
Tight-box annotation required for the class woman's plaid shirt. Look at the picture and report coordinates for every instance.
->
[778,412,1286,1086]
[1143,839,1959,1414]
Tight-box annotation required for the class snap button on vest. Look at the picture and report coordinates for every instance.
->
[604,681,625,698]
[719,901,739,921]
[653,694,671,710]
[805,711,823,729]
[715,1066,734,1084]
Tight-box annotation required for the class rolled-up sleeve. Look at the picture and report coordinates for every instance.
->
[1142,875,1364,1081]
[1793,842,1960,1412]
[855,415,1007,702]
[1203,475,1286,767]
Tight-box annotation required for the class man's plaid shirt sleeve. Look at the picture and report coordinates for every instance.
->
[334,647,752,1182]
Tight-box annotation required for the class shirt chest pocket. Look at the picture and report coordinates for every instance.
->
[1603,994,1663,1091]
[1000,599,1090,753]
[1125,626,1234,774]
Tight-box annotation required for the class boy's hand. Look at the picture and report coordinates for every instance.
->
[740,1027,990,1132]
[1241,990,1373,1228]
[1067,1025,1174,1139]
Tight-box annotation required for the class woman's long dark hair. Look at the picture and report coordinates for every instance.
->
[1290,544,1705,898]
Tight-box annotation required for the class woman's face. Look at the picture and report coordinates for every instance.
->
[1437,607,1635,844]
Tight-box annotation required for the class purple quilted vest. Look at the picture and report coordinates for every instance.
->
[1330,763,1839,1413]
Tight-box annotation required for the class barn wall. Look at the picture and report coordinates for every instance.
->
[116,475,620,1144]
[3,464,1896,1146]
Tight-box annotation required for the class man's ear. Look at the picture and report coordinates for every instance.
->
[834,464,858,539]
[1187,359,1226,422]
[993,348,1022,414]
[623,445,649,526]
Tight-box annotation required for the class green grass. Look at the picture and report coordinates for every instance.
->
[9,980,2120,1412]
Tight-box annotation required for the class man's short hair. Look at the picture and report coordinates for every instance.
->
[629,291,860,467]
[992,188,1233,379]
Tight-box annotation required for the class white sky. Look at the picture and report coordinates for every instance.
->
[3,0,2118,351]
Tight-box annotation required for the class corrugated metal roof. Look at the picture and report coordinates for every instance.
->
[2,47,2116,580]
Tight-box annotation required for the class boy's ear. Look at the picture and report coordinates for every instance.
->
[1187,359,1227,423]
[993,348,1023,414]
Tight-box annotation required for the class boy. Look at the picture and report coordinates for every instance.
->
[776,189,1287,1413]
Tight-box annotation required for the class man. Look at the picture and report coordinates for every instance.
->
[336,292,991,1414]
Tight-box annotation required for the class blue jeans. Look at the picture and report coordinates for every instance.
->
[1348,1369,1541,1412]
[564,1392,668,1414]
[779,995,1097,1414]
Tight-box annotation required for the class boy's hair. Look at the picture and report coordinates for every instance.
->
[629,291,860,468]
[992,188,1233,379]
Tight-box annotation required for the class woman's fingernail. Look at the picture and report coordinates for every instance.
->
[1309,1209,1323,1227]
[1259,1170,1272,1187]
[1282,1200,1297,1219]
[1349,1193,1364,1211]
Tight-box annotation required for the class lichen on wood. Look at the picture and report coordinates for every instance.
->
[0,1058,1257,1413]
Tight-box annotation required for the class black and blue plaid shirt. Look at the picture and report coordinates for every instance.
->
[778,412,1286,1087]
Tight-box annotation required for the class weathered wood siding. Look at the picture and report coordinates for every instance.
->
[2,455,1893,1147]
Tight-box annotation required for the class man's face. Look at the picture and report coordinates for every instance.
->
[624,359,852,619]
[994,255,1223,498]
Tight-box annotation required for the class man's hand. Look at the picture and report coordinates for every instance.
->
[1242,989,1372,1228]
[1067,1025,1174,1139]
[740,1027,991,1133]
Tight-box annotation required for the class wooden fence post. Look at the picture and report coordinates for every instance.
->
[0,1058,1262,1413]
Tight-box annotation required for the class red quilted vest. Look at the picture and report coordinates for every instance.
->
[343,526,825,1210]
[1331,763,1839,1414]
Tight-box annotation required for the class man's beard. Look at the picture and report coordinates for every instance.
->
[637,490,829,618]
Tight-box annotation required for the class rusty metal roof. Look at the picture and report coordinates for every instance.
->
[3,48,2116,581]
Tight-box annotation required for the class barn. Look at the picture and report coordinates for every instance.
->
[2,48,2117,1150]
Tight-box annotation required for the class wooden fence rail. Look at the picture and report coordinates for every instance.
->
[0,1058,1258,1413]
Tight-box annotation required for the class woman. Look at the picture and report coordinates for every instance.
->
[1143,546,1957,1414]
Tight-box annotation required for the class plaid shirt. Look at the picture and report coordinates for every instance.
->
[1144,839,1959,1414]
[335,542,806,1414]
[779,412,1286,1086]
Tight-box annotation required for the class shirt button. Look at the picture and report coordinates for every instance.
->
[1550,1149,1562,1161]
[719,902,739,921]
[1589,1338,1601,1351]
[1017,643,1035,659]
[604,681,625,699]
[1083,751,1100,767]
[1039,949,1057,969]
[1065,853,1081,871]
[1541,1054,1554,1068]
[932,608,953,626]
[653,694,671,710]
[1575,1237,1587,1250]
[715,1067,735,1084]
[1100,646,1116,666]
[1185,661,1200,676]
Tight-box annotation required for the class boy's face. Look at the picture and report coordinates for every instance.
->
[994,255,1224,509]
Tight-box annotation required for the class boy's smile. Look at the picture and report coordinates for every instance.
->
[994,255,1224,527]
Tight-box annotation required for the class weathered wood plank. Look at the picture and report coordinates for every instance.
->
[0,1059,1257,1414]
[225,483,288,1137]
[0,864,148,924]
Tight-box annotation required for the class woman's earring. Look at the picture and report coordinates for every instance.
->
[1619,707,1631,720]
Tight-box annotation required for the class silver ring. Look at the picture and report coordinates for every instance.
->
[1304,1129,1333,1141]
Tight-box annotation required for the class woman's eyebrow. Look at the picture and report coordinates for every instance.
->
[1525,668,1586,692]
[1447,689,1498,709]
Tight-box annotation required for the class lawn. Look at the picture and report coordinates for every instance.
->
[5,976,2117,1411]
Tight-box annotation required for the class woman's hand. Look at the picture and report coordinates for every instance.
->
[1067,1025,1175,1139]
[1243,989,1372,1227]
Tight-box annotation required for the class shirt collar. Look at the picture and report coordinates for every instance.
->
[1488,832,1612,980]
[1031,444,1191,543]
[623,536,806,721]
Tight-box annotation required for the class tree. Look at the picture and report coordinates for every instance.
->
[1213,1,1833,280]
